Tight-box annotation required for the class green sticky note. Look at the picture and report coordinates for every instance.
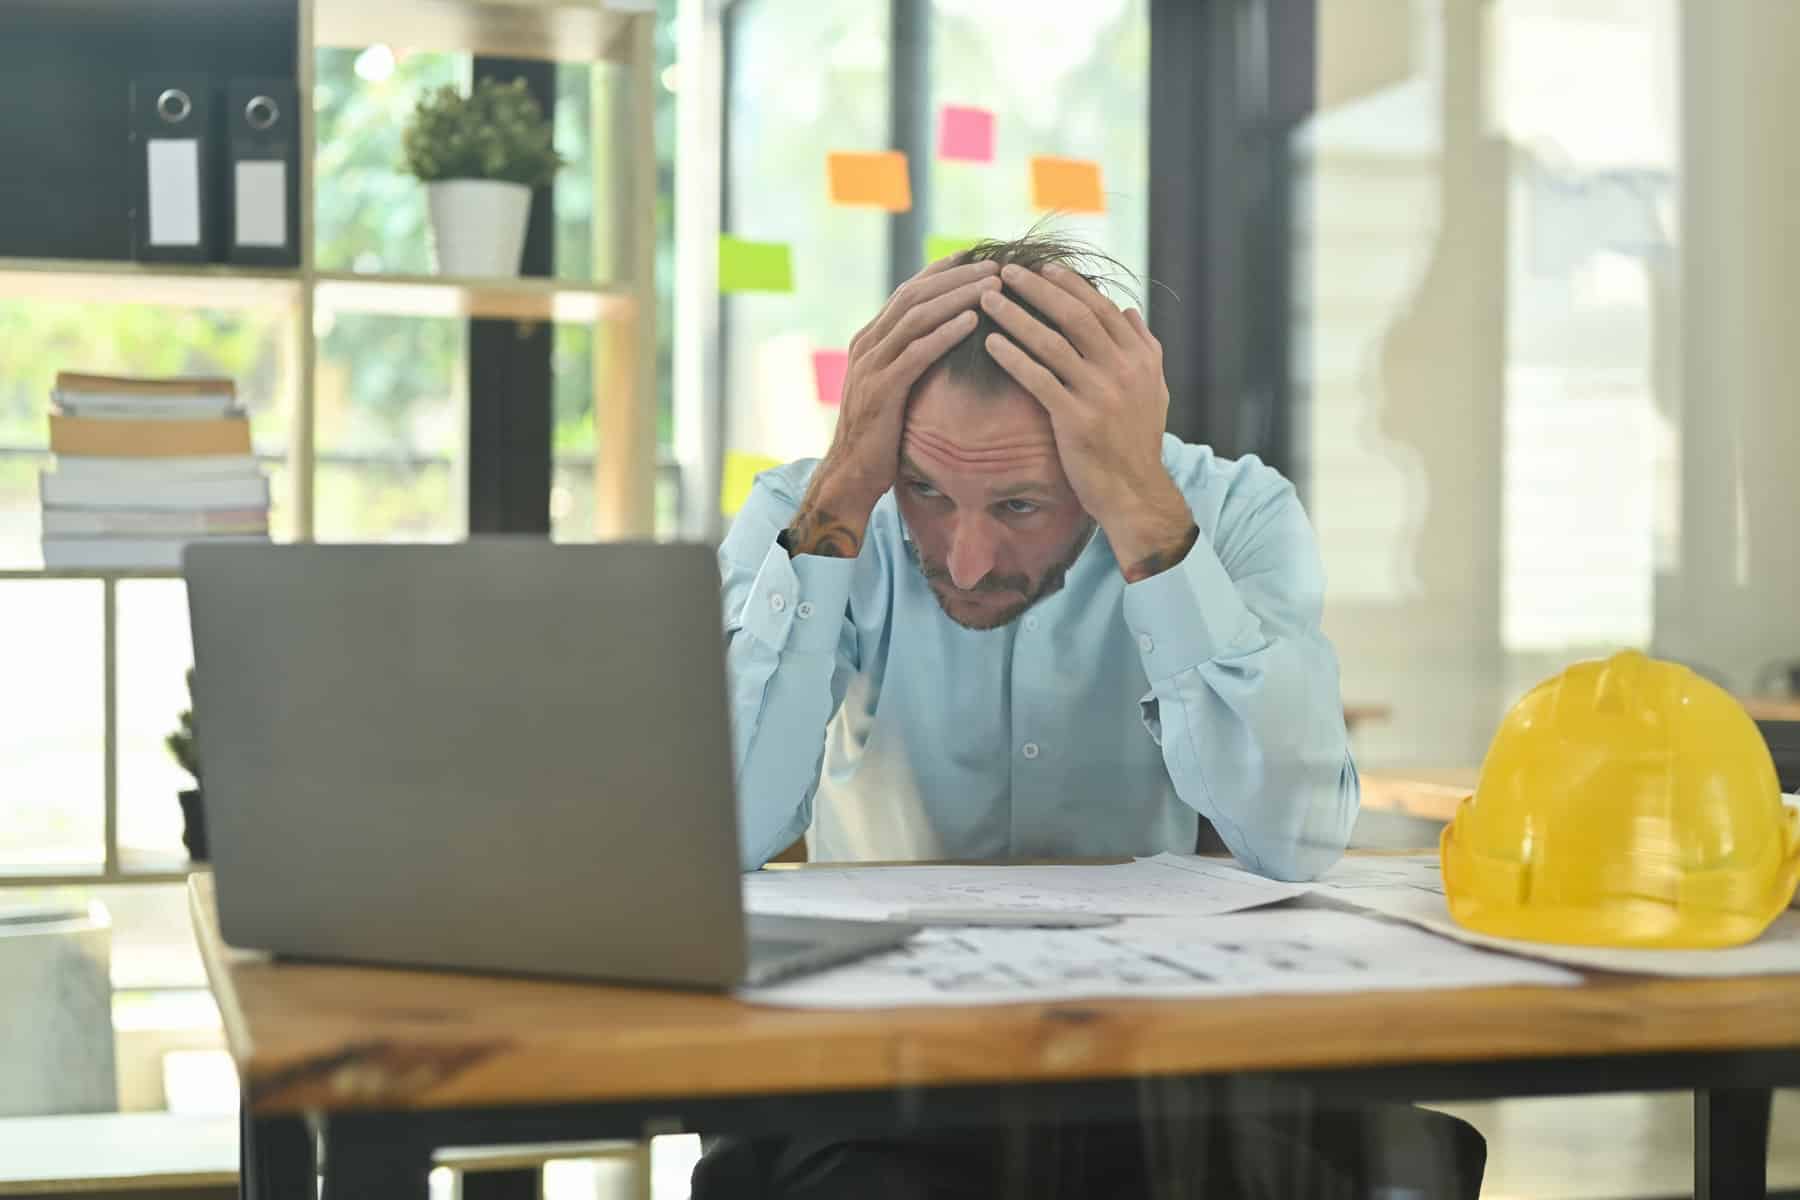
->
[925,234,985,263]
[718,236,794,293]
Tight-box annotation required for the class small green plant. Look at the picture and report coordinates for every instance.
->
[167,668,199,785]
[402,76,565,188]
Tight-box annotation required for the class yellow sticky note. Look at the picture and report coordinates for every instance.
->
[827,150,913,212]
[721,452,784,517]
[1029,156,1106,214]
[718,236,794,293]
[925,234,985,263]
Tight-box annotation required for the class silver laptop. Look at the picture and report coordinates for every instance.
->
[183,540,913,989]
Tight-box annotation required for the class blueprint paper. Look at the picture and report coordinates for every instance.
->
[740,908,1579,1009]
[743,857,1307,923]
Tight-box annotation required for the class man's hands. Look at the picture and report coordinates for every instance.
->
[784,257,1001,558]
[979,264,1198,582]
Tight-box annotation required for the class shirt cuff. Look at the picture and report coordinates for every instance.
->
[737,536,857,655]
[1121,537,1259,681]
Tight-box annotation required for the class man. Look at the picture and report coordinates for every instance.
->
[697,234,1483,1198]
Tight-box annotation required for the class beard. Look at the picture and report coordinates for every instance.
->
[906,521,1096,631]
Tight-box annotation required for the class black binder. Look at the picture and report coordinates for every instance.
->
[224,78,300,265]
[129,75,215,263]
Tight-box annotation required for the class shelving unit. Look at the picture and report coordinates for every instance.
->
[0,0,660,885]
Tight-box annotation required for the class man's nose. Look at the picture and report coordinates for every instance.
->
[945,516,997,591]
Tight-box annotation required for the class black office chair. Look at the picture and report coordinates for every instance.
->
[1759,719,1800,793]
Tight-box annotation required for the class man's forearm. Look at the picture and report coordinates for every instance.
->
[1100,475,1199,583]
[782,470,882,559]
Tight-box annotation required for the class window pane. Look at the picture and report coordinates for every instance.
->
[312,312,465,542]
[723,0,891,467]
[0,301,293,567]
[116,581,195,865]
[928,0,1150,283]
[0,583,103,870]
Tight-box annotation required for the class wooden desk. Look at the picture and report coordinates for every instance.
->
[192,871,1800,1200]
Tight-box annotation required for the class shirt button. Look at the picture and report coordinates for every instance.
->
[1022,742,1040,760]
[1023,615,1040,632]
[770,593,787,613]
[796,601,815,619]
[1138,633,1154,654]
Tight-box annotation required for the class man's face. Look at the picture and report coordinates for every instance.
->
[896,369,1095,631]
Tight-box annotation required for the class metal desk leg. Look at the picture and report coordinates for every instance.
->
[1696,1087,1772,1200]
[321,1114,432,1200]
[461,1169,541,1200]
[239,1099,314,1200]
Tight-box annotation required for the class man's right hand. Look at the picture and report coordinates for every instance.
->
[782,257,1001,558]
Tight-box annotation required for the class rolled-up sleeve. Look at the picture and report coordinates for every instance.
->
[720,462,861,869]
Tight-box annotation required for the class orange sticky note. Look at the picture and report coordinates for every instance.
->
[1029,156,1106,214]
[827,150,913,212]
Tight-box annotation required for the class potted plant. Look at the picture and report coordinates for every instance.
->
[402,76,565,277]
[167,669,206,862]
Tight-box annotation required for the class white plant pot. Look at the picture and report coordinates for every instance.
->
[426,179,532,277]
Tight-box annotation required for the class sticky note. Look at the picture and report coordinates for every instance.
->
[811,350,850,408]
[827,150,912,212]
[925,234,984,263]
[1029,156,1106,214]
[718,236,794,293]
[937,105,995,163]
[722,451,785,516]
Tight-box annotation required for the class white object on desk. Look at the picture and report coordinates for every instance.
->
[740,908,1578,1009]
[743,855,1307,923]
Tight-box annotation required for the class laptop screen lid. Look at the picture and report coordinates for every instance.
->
[183,540,749,988]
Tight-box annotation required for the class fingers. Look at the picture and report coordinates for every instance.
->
[984,331,1076,416]
[885,311,981,390]
[993,262,1128,361]
[977,287,1095,389]
[867,274,1000,369]
[1124,306,1161,356]
[861,260,1000,352]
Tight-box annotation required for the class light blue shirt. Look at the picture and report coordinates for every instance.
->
[720,435,1359,881]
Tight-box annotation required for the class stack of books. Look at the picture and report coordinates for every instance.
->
[39,372,272,569]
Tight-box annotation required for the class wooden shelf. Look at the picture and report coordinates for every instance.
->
[0,258,301,311]
[313,271,633,322]
[311,0,637,63]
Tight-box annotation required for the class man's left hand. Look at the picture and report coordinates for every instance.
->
[980,263,1198,582]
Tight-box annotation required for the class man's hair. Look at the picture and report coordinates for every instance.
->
[929,229,1138,395]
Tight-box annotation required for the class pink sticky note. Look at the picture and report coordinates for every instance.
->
[937,105,995,163]
[812,350,850,408]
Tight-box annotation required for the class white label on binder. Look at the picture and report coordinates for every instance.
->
[147,139,202,246]
[235,160,287,248]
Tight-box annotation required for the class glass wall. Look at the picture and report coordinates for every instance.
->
[1298,0,1688,768]
[717,0,1150,483]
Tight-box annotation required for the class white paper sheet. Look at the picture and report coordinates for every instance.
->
[743,856,1307,923]
[740,908,1579,1008]
[1322,881,1800,979]
[1305,853,1446,896]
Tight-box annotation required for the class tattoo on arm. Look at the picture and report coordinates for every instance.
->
[1121,524,1200,584]
[781,506,864,559]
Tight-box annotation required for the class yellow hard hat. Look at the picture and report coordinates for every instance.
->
[1441,650,1800,948]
